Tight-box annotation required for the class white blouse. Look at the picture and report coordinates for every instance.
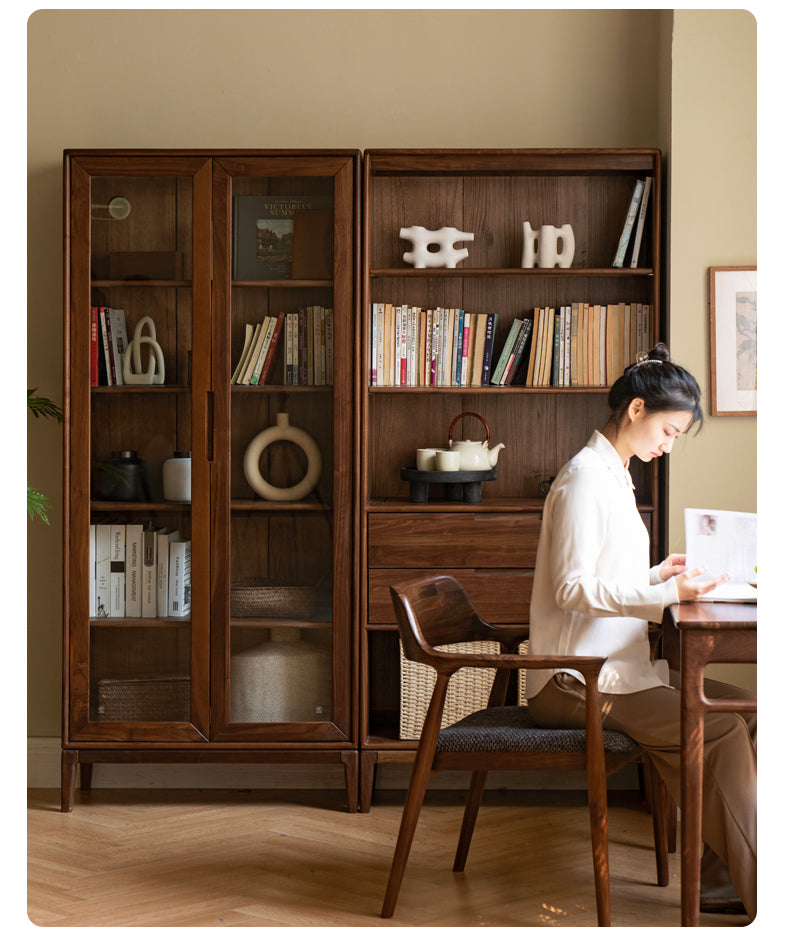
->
[524,430,678,697]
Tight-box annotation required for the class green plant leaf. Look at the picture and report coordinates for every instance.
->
[27,388,63,422]
[28,484,52,524]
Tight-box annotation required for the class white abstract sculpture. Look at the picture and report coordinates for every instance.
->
[521,222,575,269]
[123,315,166,384]
[400,225,474,268]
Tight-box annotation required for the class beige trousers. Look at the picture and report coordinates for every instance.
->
[528,672,757,919]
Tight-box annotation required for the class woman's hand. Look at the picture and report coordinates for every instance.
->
[658,553,687,582]
[675,566,731,601]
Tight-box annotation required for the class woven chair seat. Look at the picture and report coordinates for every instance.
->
[437,705,639,755]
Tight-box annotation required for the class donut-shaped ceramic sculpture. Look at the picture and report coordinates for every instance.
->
[243,413,321,501]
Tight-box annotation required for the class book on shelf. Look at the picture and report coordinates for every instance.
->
[109,524,125,617]
[95,524,111,618]
[502,316,534,385]
[89,524,97,618]
[89,522,189,619]
[157,529,181,618]
[124,523,143,618]
[280,308,331,386]
[629,176,652,268]
[231,323,255,384]
[107,309,129,384]
[491,318,522,386]
[232,194,333,281]
[244,316,272,384]
[141,526,158,618]
[371,305,504,388]
[168,539,192,618]
[90,308,100,386]
[237,322,264,384]
[612,179,645,268]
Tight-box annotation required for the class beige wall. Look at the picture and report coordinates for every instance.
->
[667,10,757,691]
[27,9,755,741]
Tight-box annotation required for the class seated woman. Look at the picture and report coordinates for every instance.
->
[524,343,756,919]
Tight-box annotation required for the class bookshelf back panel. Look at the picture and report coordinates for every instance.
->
[93,287,194,386]
[369,175,652,270]
[365,391,644,500]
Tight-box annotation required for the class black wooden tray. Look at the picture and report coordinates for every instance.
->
[400,466,497,503]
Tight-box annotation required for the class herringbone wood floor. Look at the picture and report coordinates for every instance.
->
[27,788,747,928]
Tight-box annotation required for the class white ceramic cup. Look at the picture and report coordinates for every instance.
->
[416,448,437,471]
[435,449,461,472]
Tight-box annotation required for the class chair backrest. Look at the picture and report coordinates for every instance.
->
[390,574,523,666]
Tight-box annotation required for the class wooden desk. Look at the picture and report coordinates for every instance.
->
[662,601,757,926]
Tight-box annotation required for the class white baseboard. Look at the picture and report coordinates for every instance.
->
[29,737,638,792]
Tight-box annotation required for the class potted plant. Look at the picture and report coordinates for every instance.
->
[28,388,63,523]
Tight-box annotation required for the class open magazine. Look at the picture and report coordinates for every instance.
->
[684,508,757,601]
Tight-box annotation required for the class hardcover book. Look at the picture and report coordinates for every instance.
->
[233,195,332,280]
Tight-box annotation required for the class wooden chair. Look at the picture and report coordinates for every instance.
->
[382,574,669,926]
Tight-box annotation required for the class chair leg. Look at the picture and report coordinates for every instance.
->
[381,676,450,918]
[453,770,488,872]
[645,757,670,886]
[584,686,611,926]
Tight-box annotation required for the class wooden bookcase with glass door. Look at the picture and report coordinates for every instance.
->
[358,148,663,810]
[62,150,359,811]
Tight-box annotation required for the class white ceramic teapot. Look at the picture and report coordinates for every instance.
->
[447,412,505,471]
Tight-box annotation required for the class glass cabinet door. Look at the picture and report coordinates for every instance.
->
[210,155,356,741]
[65,155,212,741]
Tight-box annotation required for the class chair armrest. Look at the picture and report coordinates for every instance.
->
[426,649,605,685]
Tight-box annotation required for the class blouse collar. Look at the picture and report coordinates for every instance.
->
[587,430,635,490]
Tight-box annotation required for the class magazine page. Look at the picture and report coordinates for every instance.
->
[684,508,757,601]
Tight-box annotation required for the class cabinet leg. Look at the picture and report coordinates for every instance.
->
[341,751,359,812]
[360,750,378,813]
[61,749,78,813]
[80,762,94,792]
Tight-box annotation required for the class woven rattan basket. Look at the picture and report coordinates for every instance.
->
[399,641,500,740]
[95,676,190,722]
[399,640,532,740]
[230,581,332,620]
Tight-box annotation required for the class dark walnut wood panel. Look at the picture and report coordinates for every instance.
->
[368,567,533,625]
[368,511,540,569]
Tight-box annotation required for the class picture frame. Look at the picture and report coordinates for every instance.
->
[709,265,757,416]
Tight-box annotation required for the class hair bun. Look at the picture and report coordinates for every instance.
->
[648,342,671,363]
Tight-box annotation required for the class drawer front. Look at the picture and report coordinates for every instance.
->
[368,568,533,625]
[368,512,541,568]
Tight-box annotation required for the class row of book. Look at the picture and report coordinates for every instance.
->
[501,302,652,388]
[91,307,129,385]
[612,176,653,268]
[90,523,191,619]
[232,306,334,386]
[370,302,651,388]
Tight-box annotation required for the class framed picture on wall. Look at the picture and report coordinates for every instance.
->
[709,265,757,416]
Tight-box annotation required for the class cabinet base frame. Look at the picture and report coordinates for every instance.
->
[61,747,359,813]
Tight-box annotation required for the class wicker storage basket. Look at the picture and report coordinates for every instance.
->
[95,676,190,722]
[230,581,331,620]
[399,641,500,740]
[399,640,532,740]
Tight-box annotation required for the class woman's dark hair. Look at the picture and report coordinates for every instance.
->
[608,342,703,431]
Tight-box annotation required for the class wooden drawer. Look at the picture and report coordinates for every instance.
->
[368,511,541,569]
[368,568,533,625]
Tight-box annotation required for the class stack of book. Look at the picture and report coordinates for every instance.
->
[370,301,650,388]
[90,523,190,619]
[612,176,653,268]
[232,307,333,386]
[91,307,129,386]
[518,302,652,387]
[370,304,499,387]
